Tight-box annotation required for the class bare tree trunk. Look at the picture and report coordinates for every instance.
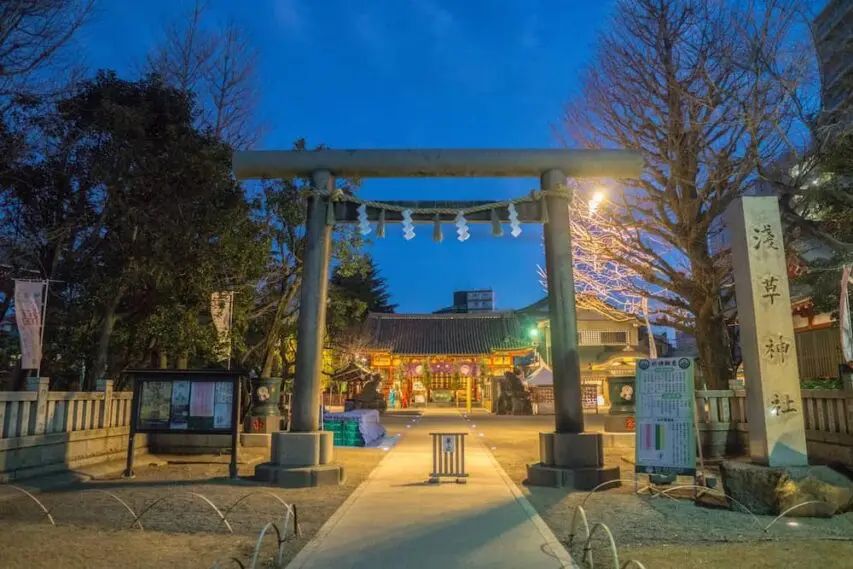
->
[261,280,300,378]
[88,295,121,390]
[694,308,732,390]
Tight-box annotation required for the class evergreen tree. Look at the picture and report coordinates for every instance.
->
[327,256,395,349]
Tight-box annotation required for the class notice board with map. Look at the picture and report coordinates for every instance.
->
[634,357,697,477]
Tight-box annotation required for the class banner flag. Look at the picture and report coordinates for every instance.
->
[841,266,853,363]
[14,280,46,370]
[210,292,234,363]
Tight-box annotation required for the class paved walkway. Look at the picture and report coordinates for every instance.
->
[287,410,574,569]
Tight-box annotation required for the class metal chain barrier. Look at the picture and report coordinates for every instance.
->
[0,485,298,536]
[211,504,300,569]
[569,476,853,568]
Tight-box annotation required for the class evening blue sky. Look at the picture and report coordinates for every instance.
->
[79,0,615,313]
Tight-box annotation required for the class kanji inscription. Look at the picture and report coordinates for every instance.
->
[751,223,779,251]
[762,334,792,364]
[760,275,780,305]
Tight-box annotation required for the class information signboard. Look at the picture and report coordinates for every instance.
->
[125,370,242,478]
[634,357,697,476]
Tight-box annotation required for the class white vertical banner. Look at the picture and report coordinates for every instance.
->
[840,265,853,363]
[642,297,658,359]
[14,280,47,370]
[211,292,234,365]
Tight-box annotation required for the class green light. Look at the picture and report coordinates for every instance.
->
[529,328,539,338]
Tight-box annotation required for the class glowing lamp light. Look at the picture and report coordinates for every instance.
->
[529,327,539,338]
[597,395,606,406]
[589,190,606,214]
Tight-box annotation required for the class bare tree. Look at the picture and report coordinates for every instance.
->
[145,0,214,94]
[146,0,263,148]
[561,0,813,388]
[0,0,93,100]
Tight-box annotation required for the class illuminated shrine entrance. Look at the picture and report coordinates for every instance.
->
[233,148,642,490]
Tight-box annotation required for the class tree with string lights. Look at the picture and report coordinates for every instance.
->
[537,183,667,357]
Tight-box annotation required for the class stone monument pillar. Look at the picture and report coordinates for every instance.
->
[726,196,808,467]
[526,170,620,489]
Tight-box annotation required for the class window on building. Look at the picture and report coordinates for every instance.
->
[600,331,629,345]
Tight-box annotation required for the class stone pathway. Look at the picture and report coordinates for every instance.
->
[287,410,574,569]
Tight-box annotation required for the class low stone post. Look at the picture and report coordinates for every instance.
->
[97,379,114,429]
[28,377,50,435]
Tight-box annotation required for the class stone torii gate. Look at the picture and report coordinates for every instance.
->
[233,149,643,488]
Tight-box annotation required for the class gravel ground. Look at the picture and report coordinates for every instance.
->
[469,413,853,568]
[0,428,399,569]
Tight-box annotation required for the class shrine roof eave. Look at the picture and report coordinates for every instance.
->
[362,348,534,358]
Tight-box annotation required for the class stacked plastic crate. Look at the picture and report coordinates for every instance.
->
[323,419,365,447]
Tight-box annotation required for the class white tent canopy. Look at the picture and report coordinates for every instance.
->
[524,363,553,387]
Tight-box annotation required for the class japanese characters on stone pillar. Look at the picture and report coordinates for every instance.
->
[726,197,808,467]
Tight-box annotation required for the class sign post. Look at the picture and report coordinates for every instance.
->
[124,369,242,479]
[634,357,697,486]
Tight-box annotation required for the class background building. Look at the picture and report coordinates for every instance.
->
[815,0,853,119]
[433,289,496,313]
[518,296,646,408]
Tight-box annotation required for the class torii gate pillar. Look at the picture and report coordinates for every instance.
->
[527,169,621,489]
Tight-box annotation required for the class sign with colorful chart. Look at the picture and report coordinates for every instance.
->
[634,357,697,476]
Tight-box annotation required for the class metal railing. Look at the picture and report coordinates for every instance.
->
[428,432,468,483]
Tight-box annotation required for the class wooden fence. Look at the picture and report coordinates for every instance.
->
[695,388,853,462]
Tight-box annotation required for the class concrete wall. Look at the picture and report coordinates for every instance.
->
[147,433,233,454]
[0,427,148,483]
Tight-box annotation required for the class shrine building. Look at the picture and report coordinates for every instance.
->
[356,312,535,410]
[348,296,652,412]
